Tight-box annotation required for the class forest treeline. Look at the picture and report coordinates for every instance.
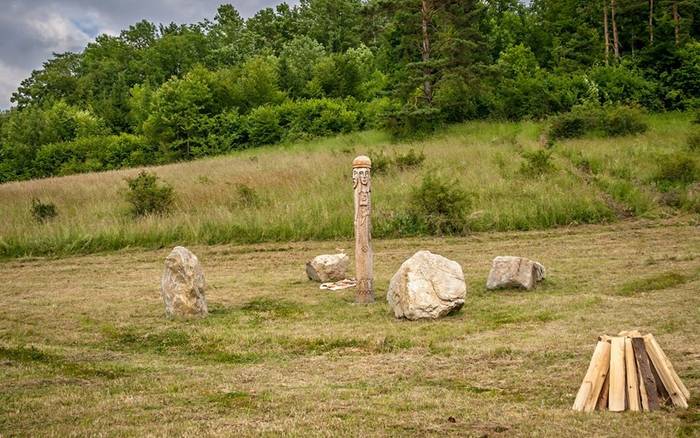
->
[0,0,698,182]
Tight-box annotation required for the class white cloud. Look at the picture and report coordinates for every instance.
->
[26,12,93,51]
[0,61,28,109]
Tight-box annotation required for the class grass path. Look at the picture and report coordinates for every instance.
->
[1,218,698,436]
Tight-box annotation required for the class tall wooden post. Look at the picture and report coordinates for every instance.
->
[352,155,374,304]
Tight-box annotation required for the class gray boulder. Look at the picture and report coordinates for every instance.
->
[387,251,466,320]
[486,256,546,290]
[160,246,208,317]
[306,253,349,282]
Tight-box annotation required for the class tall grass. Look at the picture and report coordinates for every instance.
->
[0,114,696,258]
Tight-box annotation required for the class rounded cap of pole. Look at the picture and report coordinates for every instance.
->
[352,155,372,168]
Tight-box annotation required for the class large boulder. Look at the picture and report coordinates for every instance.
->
[486,256,546,290]
[387,251,466,320]
[306,253,349,282]
[160,246,208,317]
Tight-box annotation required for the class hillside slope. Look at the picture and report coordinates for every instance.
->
[0,113,697,258]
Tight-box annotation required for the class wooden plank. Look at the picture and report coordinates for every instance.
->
[584,339,612,413]
[609,337,627,412]
[638,365,649,411]
[645,334,690,400]
[625,337,641,412]
[573,340,611,412]
[644,335,688,408]
[596,372,610,411]
[632,337,659,411]
[650,353,671,405]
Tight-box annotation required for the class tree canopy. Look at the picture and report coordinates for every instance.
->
[1,0,699,182]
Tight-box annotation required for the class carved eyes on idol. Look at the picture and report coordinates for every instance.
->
[358,169,369,184]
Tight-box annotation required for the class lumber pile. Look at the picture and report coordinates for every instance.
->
[572,330,690,412]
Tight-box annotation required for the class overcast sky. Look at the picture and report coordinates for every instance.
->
[0,1,295,110]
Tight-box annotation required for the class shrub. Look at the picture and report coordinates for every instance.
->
[368,148,425,174]
[520,150,555,176]
[245,106,282,146]
[369,150,392,175]
[688,128,700,151]
[124,171,175,217]
[385,106,443,139]
[394,149,426,170]
[30,198,57,223]
[588,65,660,109]
[547,104,647,139]
[234,183,261,208]
[600,105,647,137]
[33,134,156,178]
[408,174,470,235]
[653,154,698,187]
[548,105,600,139]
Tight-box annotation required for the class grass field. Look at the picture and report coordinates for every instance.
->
[1,218,699,436]
[0,113,697,259]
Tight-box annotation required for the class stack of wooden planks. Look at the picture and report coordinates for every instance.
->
[572,331,690,412]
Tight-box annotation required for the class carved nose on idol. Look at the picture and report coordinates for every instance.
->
[352,156,374,304]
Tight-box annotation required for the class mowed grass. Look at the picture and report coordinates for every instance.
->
[1,220,699,436]
[1,112,697,258]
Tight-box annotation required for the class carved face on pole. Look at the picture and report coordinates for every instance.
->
[359,168,369,186]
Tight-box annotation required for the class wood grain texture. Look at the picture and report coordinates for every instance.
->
[608,337,626,412]
[573,340,611,412]
[596,372,610,411]
[625,337,641,412]
[352,157,374,304]
[645,334,690,400]
[643,335,688,408]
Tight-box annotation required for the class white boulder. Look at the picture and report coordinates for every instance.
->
[306,253,349,282]
[387,251,466,320]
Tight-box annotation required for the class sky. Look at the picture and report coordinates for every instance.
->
[0,0,294,110]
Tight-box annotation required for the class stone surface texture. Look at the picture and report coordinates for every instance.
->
[160,246,207,317]
[387,251,466,320]
[306,253,350,282]
[485,256,546,290]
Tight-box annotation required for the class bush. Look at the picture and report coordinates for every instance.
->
[33,134,156,178]
[408,174,470,235]
[547,104,647,139]
[385,106,443,139]
[548,109,593,139]
[245,106,283,146]
[688,128,700,151]
[369,148,425,174]
[588,65,660,109]
[124,171,175,217]
[234,183,261,208]
[30,198,57,223]
[653,154,698,187]
[600,105,647,137]
[369,150,392,175]
[520,149,555,176]
[394,149,426,170]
